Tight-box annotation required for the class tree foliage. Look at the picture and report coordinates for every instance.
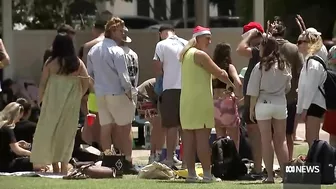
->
[12,0,116,30]
[12,0,222,29]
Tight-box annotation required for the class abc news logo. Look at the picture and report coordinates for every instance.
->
[285,165,320,174]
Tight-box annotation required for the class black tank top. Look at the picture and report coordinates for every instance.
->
[213,64,234,89]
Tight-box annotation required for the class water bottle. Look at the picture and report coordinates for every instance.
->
[144,121,151,149]
[175,142,181,160]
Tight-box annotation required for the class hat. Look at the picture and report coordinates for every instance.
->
[123,26,132,43]
[192,26,211,38]
[305,27,322,36]
[159,24,174,32]
[243,22,264,34]
[239,67,247,78]
[57,24,75,35]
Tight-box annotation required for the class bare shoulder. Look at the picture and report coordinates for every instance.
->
[228,64,237,71]
[194,49,209,60]
[78,58,85,67]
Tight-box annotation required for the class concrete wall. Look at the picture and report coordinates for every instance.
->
[12,28,248,84]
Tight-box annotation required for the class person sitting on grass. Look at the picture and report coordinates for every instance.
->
[14,98,36,144]
[0,102,46,172]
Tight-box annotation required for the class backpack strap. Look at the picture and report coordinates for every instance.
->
[307,56,326,97]
[308,56,327,71]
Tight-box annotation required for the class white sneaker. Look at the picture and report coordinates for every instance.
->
[186,176,202,183]
[202,175,221,183]
[173,155,182,165]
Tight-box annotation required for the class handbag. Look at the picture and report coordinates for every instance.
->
[64,163,117,179]
[101,152,125,178]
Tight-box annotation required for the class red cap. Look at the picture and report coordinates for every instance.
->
[193,25,211,38]
[243,22,264,34]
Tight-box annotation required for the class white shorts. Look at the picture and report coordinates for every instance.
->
[255,102,287,120]
[97,94,136,126]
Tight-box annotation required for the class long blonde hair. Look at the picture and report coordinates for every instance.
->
[300,32,323,56]
[0,102,24,128]
[179,38,196,62]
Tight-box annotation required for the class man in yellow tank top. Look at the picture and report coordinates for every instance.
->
[179,26,234,182]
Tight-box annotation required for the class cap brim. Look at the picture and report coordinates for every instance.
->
[123,36,132,43]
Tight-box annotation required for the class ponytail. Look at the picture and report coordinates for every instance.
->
[179,38,196,62]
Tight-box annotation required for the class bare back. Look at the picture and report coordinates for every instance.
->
[45,58,81,76]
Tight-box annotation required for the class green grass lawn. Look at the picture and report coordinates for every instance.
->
[0,144,334,189]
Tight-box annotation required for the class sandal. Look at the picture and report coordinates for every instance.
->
[63,169,88,180]
[63,163,95,180]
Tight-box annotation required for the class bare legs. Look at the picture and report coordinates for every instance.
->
[305,116,321,147]
[286,134,294,161]
[272,119,289,178]
[258,118,289,181]
[286,114,299,160]
[147,116,165,156]
[183,130,197,178]
[247,123,262,173]
[195,129,212,178]
[51,162,69,175]
[257,120,274,181]
[115,124,133,162]
[183,128,212,179]
[165,127,179,166]
[100,123,116,151]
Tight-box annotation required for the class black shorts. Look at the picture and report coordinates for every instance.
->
[307,104,325,118]
[243,95,257,124]
[286,102,297,135]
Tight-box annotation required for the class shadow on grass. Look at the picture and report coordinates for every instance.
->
[155,179,221,184]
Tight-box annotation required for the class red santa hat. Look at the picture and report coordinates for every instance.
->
[192,26,211,38]
[243,22,264,34]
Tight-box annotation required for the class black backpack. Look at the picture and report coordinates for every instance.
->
[211,137,247,180]
[308,56,336,110]
[306,140,336,184]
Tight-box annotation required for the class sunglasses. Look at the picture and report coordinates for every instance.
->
[297,40,308,45]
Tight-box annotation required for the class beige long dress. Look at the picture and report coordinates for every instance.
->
[30,74,84,165]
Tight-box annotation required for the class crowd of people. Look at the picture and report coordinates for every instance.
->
[0,14,335,184]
